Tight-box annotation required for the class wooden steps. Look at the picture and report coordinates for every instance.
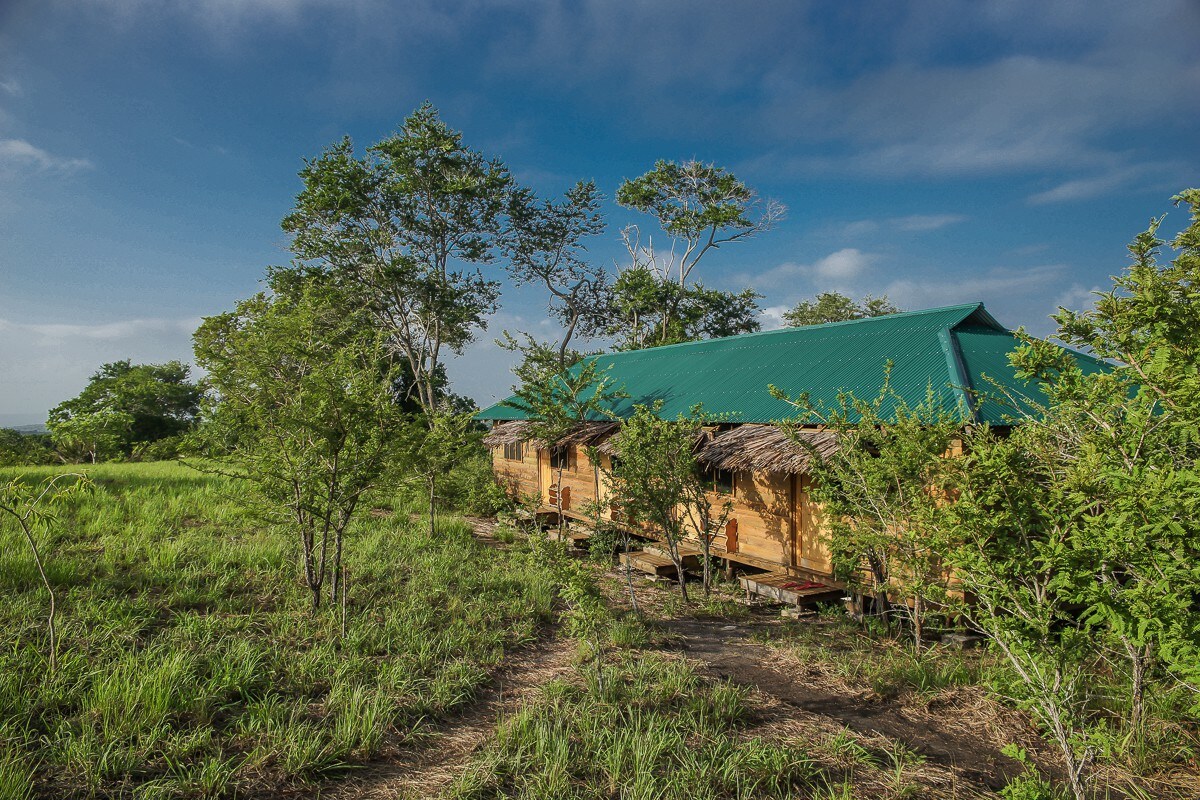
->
[547,528,591,547]
[739,572,844,606]
[619,550,679,577]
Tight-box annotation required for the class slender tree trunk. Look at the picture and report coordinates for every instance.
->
[556,462,565,536]
[11,514,57,672]
[623,534,640,616]
[912,595,924,653]
[1125,638,1151,737]
[429,476,437,538]
[329,530,344,605]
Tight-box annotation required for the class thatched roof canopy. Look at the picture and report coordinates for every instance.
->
[483,420,619,450]
[694,424,838,473]
[486,419,836,475]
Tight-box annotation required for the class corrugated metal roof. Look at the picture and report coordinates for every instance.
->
[478,302,1101,425]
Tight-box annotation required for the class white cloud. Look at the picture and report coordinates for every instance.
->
[1027,171,1133,205]
[893,214,967,232]
[841,214,967,237]
[0,316,201,420]
[745,248,877,292]
[0,78,21,97]
[0,316,200,342]
[884,265,1063,305]
[0,139,92,173]
[1054,284,1105,315]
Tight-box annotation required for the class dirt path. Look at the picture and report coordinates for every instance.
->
[658,616,1024,793]
[323,634,576,800]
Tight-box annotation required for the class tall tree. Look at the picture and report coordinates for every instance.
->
[616,159,784,288]
[613,160,780,349]
[1002,189,1200,732]
[609,403,731,600]
[193,278,403,612]
[47,360,201,458]
[782,292,899,327]
[281,103,511,414]
[607,267,762,350]
[504,181,609,371]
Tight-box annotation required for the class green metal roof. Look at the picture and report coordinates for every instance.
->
[478,302,1104,426]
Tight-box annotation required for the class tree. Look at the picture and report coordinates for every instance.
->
[613,160,780,349]
[946,424,1099,800]
[48,409,133,463]
[607,266,762,350]
[610,403,732,600]
[0,430,54,467]
[504,181,609,370]
[193,278,403,612]
[0,473,91,672]
[502,359,625,536]
[399,411,480,538]
[282,103,511,415]
[616,159,784,289]
[999,189,1200,735]
[47,360,202,458]
[770,374,964,648]
[782,292,899,327]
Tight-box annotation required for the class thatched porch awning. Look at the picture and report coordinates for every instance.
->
[486,419,836,474]
[483,420,620,450]
[694,424,838,474]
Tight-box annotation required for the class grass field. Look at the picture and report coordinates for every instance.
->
[0,463,563,799]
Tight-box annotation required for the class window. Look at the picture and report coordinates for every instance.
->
[503,442,523,461]
[550,446,570,470]
[706,467,735,496]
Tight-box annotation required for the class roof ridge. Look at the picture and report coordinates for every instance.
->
[595,301,986,361]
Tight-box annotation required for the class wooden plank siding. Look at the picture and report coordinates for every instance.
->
[491,440,837,581]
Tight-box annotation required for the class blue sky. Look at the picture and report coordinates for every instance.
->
[1,0,1197,425]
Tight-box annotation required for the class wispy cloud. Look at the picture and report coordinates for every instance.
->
[1027,170,1135,205]
[0,78,21,97]
[842,214,967,237]
[0,316,199,342]
[0,139,92,173]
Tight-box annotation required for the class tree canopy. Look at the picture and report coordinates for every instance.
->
[782,292,899,327]
[47,360,201,460]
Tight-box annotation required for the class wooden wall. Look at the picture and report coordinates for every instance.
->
[490,439,835,579]
[492,443,539,502]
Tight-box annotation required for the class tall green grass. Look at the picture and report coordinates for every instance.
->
[0,462,562,798]
[450,651,824,800]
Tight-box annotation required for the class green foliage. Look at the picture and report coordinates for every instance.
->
[0,430,54,467]
[609,403,732,599]
[399,411,485,536]
[47,360,201,461]
[503,181,608,368]
[193,278,404,610]
[783,292,900,327]
[616,161,782,280]
[0,462,563,797]
[607,265,763,350]
[281,102,510,413]
[999,745,1065,800]
[48,408,133,464]
[771,372,964,649]
[612,159,780,350]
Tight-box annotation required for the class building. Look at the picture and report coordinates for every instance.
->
[477,302,1101,587]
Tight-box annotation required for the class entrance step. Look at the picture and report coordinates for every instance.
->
[619,549,679,577]
[740,572,843,606]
